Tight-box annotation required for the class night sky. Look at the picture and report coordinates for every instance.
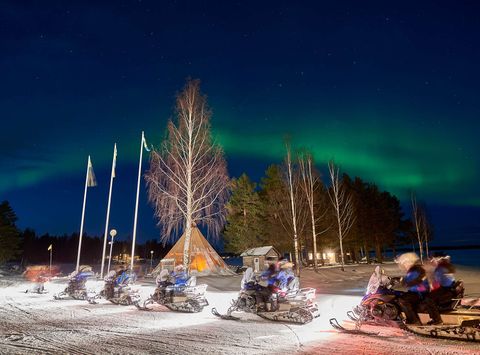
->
[1,1,479,246]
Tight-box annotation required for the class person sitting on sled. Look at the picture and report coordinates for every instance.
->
[396,253,442,325]
[276,260,297,292]
[256,263,279,311]
[429,254,462,307]
[155,269,174,299]
[103,270,118,299]
[114,267,136,288]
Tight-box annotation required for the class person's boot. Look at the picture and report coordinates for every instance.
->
[425,298,443,325]
[271,299,278,312]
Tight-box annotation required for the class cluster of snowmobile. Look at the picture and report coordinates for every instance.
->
[23,256,480,342]
[45,262,320,325]
[51,265,210,313]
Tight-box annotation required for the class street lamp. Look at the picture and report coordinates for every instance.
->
[150,250,154,272]
[107,229,117,274]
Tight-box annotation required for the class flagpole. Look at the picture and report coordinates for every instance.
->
[100,144,116,279]
[76,156,91,272]
[130,132,145,272]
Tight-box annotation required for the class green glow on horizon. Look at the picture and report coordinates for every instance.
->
[214,109,476,203]
[2,106,477,208]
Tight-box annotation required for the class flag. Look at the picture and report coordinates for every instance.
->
[47,244,52,251]
[87,156,97,187]
[112,143,117,178]
[142,133,151,152]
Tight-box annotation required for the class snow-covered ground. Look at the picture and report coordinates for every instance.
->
[1,264,479,354]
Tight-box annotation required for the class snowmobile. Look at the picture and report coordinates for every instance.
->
[330,266,480,342]
[212,267,320,324]
[136,269,208,312]
[54,267,94,300]
[25,274,50,294]
[23,265,59,294]
[88,270,140,305]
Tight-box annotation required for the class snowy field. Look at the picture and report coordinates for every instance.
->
[1,264,480,354]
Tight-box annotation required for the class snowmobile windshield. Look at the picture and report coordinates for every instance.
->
[76,272,93,280]
[366,266,390,295]
[173,271,188,286]
[241,267,255,290]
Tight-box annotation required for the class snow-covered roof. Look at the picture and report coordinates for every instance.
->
[240,246,278,257]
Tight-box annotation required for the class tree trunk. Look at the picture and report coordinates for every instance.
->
[364,242,370,263]
[183,218,192,270]
[311,212,318,271]
[375,239,383,263]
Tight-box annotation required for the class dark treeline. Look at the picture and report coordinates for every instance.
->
[223,164,418,265]
[0,199,172,266]
[19,228,171,266]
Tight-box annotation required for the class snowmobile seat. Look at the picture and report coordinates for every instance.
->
[460,298,480,309]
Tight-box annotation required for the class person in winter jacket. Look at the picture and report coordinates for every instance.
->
[396,253,442,325]
[429,255,460,306]
[256,263,278,311]
[276,261,295,291]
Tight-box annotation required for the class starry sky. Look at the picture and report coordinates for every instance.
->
[1,1,479,246]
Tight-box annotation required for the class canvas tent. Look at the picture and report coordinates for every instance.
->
[153,226,234,276]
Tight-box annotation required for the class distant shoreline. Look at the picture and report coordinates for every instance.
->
[394,245,480,251]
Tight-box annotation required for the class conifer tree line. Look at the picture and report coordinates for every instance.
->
[0,200,170,266]
[223,157,426,268]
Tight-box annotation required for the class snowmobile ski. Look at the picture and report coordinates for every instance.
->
[211,307,240,321]
[329,318,379,335]
[347,310,359,321]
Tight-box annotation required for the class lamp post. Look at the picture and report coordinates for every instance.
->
[48,245,53,275]
[150,250,154,272]
[107,229,117,274]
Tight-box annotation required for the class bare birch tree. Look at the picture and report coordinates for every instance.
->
[411,192,425,263]
[328,161,355,271]
[298,150,328,271]
[146,79,229,271]
[411,193,433,263]
[260,164,309,256]
[421,212,431,258]
[285,141,301,275]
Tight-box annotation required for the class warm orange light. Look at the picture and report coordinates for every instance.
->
[191,254,207,272]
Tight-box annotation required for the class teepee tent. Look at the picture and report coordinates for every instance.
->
[154,226,234,275]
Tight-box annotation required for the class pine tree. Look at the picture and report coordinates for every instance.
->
[259,164,293,253]
[0,201,21,264]
[224,174,264,253]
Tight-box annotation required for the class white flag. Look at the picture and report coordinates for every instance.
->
[112,143,117,178]
[87,156,97,187]
[142,134,151,152]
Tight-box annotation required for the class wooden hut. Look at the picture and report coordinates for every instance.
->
[241,246,280,272]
